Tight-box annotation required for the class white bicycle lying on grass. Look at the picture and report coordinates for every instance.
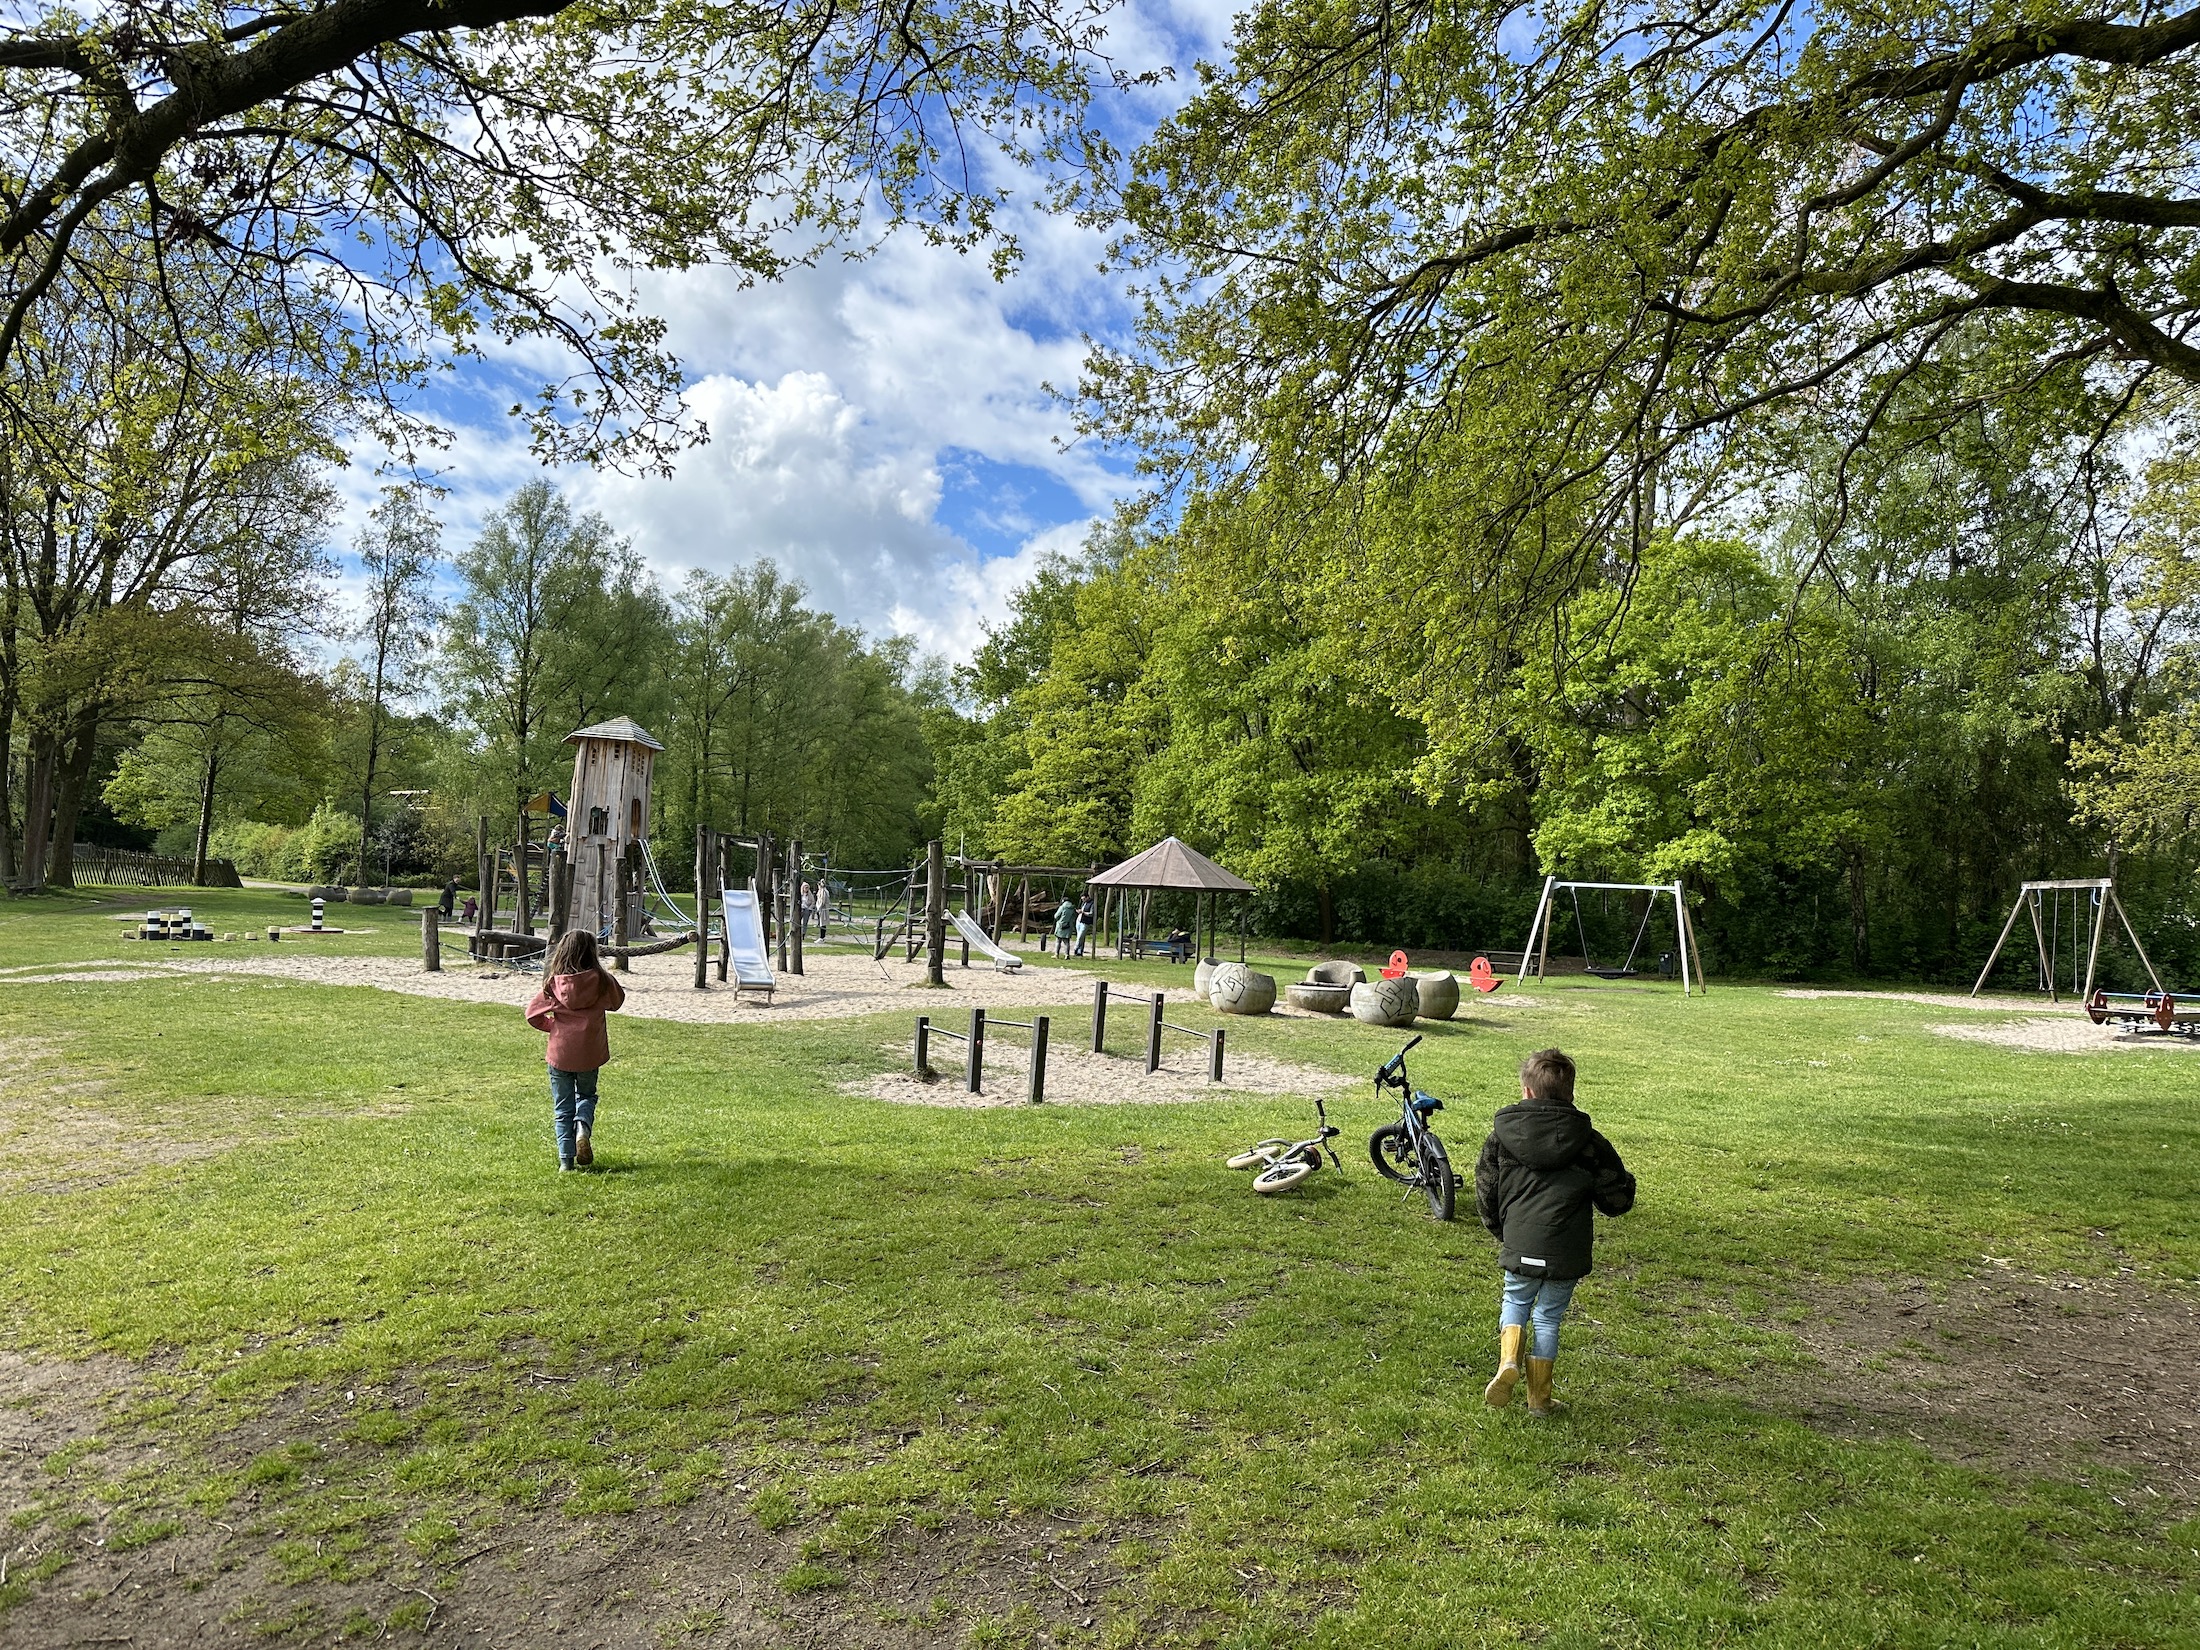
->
[1225,1096,1343,1194]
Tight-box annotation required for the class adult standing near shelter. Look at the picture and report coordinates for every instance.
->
[1074,892,1094,957]
[440,875,459,918]
[1051,891,1076,955]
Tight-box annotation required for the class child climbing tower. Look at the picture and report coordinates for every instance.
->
[565,717,664,935]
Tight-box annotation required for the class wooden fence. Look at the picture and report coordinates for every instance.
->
[69,844,242,888]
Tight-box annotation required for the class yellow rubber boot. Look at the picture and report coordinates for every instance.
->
[1525,1356,1564,1417]
[1483,1324,1526,1408]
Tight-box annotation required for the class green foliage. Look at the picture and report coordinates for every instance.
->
[654,562,934,870]
[0,891,2197,1642]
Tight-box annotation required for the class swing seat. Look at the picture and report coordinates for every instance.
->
[1585,967,1638,981]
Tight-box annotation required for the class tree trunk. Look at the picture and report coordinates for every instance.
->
[193,744,221,886]
[1317,883,1334,947]
[0,691,16,889]
[1846,844,1869,974]
[18,731,56,893]
[44,706,101,889]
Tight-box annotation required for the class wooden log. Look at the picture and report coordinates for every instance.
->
[421,907,441,973]
[693,825,710,990]
[925,838,947,986]
[613,851,632,973]
[790,836,804,976]
[516,810,532,935]
[475,815,490,941]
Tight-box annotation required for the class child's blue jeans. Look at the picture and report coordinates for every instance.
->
[1501,1270,1577,1360]
[549,1065,599,1164]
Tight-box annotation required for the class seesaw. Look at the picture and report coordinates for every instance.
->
[2084,988,2200,1037]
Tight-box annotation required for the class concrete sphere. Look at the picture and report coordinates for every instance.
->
[349,887,386,905]
[1411,971,1461,1021]
[1209,963,1277,1016]
[1194,958,1221,998]
[1350,976,1419,1027]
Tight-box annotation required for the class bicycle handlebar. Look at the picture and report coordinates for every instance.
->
[1375,1033,1424,1086]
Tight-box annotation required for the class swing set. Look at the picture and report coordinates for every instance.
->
[1970,877,2199,1033]
[1515,876,1706,995]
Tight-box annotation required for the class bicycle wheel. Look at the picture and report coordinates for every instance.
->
[1368,1122,1414,1181]
[1420,1138,1456,1221]
[1251,1158,1317,1194]
[1227,1140,1290,1170]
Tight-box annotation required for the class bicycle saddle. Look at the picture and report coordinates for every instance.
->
[1411,1091,1443,1114]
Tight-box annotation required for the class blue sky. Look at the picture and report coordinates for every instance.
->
[334,0,1239,664]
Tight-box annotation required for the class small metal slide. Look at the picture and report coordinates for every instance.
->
[721,886,777,1001]
[951,909,1023,972]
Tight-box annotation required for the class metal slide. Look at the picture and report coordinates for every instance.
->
[721,885,777,1000]
[950,909,1023,972]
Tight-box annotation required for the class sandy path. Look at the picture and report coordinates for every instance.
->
[1781,988,2048,1012]
[29,945,1120,1024]
[1928,1017,2200,1054]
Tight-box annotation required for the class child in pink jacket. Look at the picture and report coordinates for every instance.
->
[525,931,626,1171]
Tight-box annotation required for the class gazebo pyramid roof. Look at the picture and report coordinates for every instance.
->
[564,716,664,751]
[1087,835,1253,893]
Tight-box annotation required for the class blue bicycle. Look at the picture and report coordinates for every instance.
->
[1368,1035,1455,1220]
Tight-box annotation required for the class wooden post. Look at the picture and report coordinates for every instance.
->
[1020,873,1031,945]
[614,851,632,973]
[1146,990,1164,1074]
[420,907,441,972]
[516,810,532,936]
[1029,1014,1049,1104]
[2025,891,2053,995]
[694,826,711,990]
[1091,980,1108,1052]
[2109,887,2167,995]
[1210,1026,1224,1084]
[720,838,735,981]
[755,831,773,953]
[790,837,804,976]
[548,852,570,941]
[967,1007,985,1095]
[2080,883,2111,1006]
[475,815,490,941]
[915,1015,931,1079]
[925,838,947,986]
[595,841,608,938]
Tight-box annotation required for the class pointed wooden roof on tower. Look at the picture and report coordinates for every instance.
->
[1087,836,1253,892]
[564,716,665,751]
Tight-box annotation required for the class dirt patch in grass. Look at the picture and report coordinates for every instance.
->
[0,1354,1162,1648]
[1779,988,2042,1013]
[0,1036,236,1192]
[853,1042,1357,1107]
[1777,1268,2200,1510]
[1927,1016,2200,1054]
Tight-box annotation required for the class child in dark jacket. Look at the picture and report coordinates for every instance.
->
[1473,1048,1634,1415]
[524,931,626,1172]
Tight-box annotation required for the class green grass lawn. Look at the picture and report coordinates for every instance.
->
[1,885,2196,1646]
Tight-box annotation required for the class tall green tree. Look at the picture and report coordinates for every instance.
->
[349,488,442,879]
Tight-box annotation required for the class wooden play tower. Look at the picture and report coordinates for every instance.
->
[566,716,663,935]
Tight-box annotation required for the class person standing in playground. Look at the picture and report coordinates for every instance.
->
[439,875,458,917]
[524,930,626,1172]
[1050,892,1076,956]
[1074,892,1094,957]
[1474,1048,1634,1415]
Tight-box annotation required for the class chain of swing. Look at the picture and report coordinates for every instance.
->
[2036,884,2101,996]
[1562,886,1669,981]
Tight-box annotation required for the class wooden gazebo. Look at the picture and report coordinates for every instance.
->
[1087,836,1254,962]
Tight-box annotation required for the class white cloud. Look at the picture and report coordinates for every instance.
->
[330,0,1236,661]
